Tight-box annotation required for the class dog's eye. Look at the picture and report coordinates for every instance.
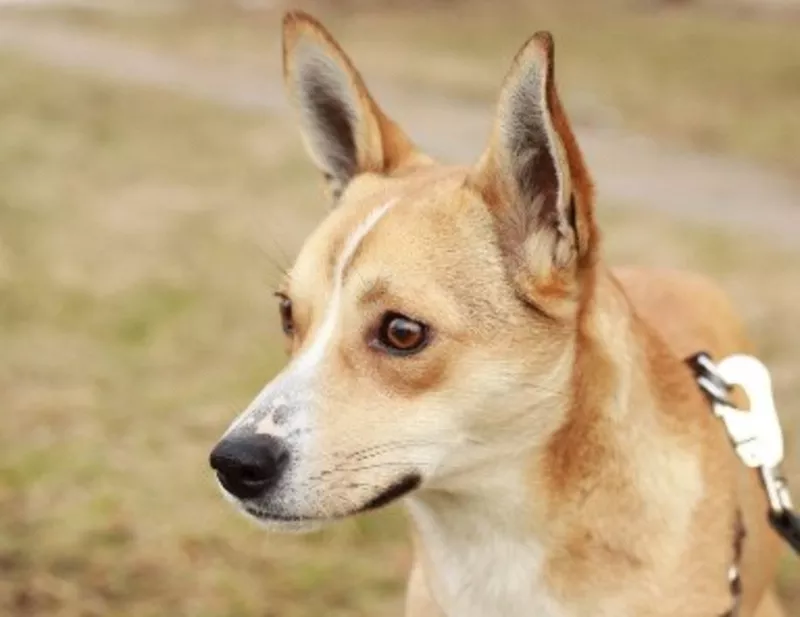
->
[374,312,429,356]
[276,294,294,336]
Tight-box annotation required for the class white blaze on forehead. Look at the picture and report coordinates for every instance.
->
[226,199,399,435]
[293,198,398,373]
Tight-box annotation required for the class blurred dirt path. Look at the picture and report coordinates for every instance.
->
[1,17,798,246]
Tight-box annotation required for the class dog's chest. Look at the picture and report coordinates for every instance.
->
[431,547,563,617]
[408,502,566,617]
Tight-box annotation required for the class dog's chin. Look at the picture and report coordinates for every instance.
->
[240,505,327,534]
[216,482,327,534]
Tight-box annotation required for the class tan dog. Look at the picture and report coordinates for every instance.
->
[209,11,785,617]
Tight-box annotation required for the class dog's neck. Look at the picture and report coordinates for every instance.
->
[405,268,724,617]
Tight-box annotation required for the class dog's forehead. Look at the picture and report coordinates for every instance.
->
[353,185,494,280]
[289,181,384,292]
[289,167,498,298]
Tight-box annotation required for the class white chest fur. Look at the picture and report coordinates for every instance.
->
[406,497,566,617]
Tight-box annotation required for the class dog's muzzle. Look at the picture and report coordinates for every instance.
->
[209,434,290,500]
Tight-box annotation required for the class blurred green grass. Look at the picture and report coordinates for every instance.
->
[0,8,798,615]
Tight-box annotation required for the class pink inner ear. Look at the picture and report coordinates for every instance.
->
[467,30,599,283]
[285,19,423,198]
[295,54,359,184]
[488,50,564,238]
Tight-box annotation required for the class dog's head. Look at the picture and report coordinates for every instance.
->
[210,11,598,531]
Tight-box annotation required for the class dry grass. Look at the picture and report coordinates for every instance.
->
[0,28,797,617]
[11,0,800,174]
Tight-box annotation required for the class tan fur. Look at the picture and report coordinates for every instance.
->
[215,11,786,617]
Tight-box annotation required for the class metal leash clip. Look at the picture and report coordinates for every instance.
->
[688,352,800,555]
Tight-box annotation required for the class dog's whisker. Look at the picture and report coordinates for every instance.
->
[339,439,442,461]
[328,461,429,474]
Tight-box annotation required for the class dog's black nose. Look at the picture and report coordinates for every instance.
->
[209,434,289,499]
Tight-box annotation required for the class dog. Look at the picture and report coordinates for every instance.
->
[209,11,785,617]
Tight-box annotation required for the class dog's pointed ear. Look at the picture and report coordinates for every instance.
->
[470,32,597,307]
[283,11,424,203]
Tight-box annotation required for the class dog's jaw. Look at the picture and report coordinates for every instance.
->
[216,479,326,533]
[240,506,326,534]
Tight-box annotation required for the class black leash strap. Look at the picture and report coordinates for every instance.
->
[769,505,800,554]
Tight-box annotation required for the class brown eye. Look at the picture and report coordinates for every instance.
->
[374,312,429,356]
[277,294,294,335]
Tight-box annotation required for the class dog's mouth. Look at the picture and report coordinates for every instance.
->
[239,504,326,534]
[243,504,321,523]
[233,473,423,527]
[357,473,422,513]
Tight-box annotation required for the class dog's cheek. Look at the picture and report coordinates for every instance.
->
[376,354,450,399]
[334,338,451,401]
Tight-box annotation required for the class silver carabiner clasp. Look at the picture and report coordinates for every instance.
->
[711,355,784,471]
[761,466,795,515]
[690,352,800,553]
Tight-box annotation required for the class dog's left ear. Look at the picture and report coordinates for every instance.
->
[470,32,597,307]
[283,11,425,203]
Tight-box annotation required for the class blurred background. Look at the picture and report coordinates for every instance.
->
[0,0,798,615]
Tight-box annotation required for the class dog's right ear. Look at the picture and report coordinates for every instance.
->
[469,32,597,314]
[282,11,422,203]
